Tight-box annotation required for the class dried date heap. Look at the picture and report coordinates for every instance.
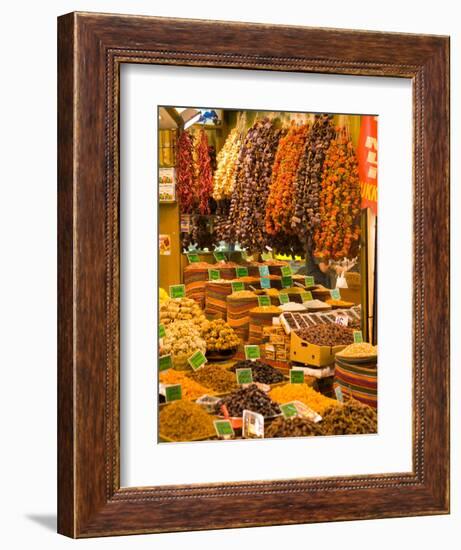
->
[321,399,377,435]
[224,118,283,251]
[295,324,354,346]
[215,384,281,418]
[314,127,361,260]
[291,115,336,245]
[265,416,323,438]
[229,360,285,384]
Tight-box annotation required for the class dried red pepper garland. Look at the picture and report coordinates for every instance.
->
[313,128,361,260]
[176,130,197,214]
[196,129,214,215]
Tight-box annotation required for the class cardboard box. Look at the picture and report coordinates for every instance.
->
[290,331,346,367]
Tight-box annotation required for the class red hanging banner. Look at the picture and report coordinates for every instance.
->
[357,115,378,214]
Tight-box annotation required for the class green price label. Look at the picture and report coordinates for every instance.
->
[305,276,315,287]
[208,269,220,281]
[280,402,299,418]
[260,277,271,289]
[213,250,226,262]
[279,293,289,305]
[187,252,200,263]
[188,350,207,371]
[257,295,271,307]
[235,267,249,278]
[231,281,245,293]
[259,265,270,277]
[281,276,293,288]
[169,284,186,299]
[214,419,235,438]
[290,369,305,384]
[165,384,182,402]
[280,265,292,277]
[159,324,166,339]
[301,291,313,302]
[159,354,172,372]
[244,345,261,361]
[335,386,344,402]
[236,368,253,385]
[261,251,273,261]
[353,330,363,343]
[330,288,341,300]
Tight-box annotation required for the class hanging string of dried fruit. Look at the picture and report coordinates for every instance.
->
[176,130,197,214]
[265,123,310,253]
[212,127,243,201]
[196,129,214,215]
[223,118,283,251]
[291,115,336,247]
[313,128,361,260]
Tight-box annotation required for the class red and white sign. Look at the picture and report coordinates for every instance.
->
[358,115,378,215]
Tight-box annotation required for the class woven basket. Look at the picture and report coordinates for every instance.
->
[334,356,377,409]
[226,294,258,342]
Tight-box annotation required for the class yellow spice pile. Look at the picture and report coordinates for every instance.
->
[269,383,341,415]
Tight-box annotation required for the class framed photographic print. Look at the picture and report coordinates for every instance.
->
[58,12,450,537]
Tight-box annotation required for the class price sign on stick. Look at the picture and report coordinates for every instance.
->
[305,276,315,287]
[235,267,249,278]
[169,284,186,299]
[280,403,298,418]
[159,324,166,339]
[231,281,244,292]
[214,419,235,439]
[290,369,305,384]
[187,350,207,371]
[330,288,341,300]
[280,265,292,277]
[187,252,200,263]
[353,330,364,343]
[159,354,172,372]
[208,269,220,281]
[278,293,289,305]
[259,265,270,277]
[244,345,261,361]
[301,291,313,302]
[260,277,271,289]
[236,368,253,385]
[281,275,293,288]
[165,384,182,402]
[257,295,271,307]
[213,250,226,262]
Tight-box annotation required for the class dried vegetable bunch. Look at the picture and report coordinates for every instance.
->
[176,130,197,213]
[313,128,361,260]
[196,129,214,215]
[291,115,336,245]
[224,118,283,250]
[265,123,309,254]
[212,127,243,200]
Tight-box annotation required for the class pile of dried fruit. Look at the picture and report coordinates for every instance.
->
[215,384,281,418]
[159,400,215,441]
[159,369,213,400]
[295,324,354,346]
[201,319,240,351]
[189,364,238,393]
[269,383,340,415]
[224,118,283,251]
[266,416,323,438]
[229,360,285,384]
[321,399,377,434]
[314,128,361,260]
[291,115,336,244]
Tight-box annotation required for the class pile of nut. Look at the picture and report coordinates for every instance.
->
[295,324,354,346]
[230,360,285,384]
[201,319,240,351]
[215,384,281,418]
[160,320,206,369]
[159,297,207,330]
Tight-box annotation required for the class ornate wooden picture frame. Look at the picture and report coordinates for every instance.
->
[58,12,450,537]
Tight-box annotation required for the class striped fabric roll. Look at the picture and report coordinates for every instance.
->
[334,358,377,409]
[226,295,259,342]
